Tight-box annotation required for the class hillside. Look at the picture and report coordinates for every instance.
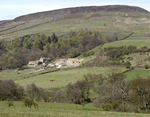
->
[0,5,150,41]
[13,5,149,21]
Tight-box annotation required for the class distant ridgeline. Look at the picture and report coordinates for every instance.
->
[12,5,149,21]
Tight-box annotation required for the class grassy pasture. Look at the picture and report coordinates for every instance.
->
[102,39,150,49]
[1,67,150,88]
[15,68,111,88]
[0,69,53,81]
[125,69,150,80]
[0,101,149,117]
[0,67,127,88]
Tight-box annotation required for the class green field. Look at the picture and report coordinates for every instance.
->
[14,68,125,88]
[102,39,150,49]
[1,67,150,89]
[125,69,150,80]
[0,67,127,88]
[0,101,150,117]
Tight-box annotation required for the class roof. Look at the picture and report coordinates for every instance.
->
[28,61,35,64]
[67,59,74,61]
[76,59,79,61]
[56,59,65,61]
[67,58,79,61]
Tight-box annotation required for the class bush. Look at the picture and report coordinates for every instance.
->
[148,56,150,61]
[23,98,38,109]
[7,99,15,108]
[101,103,112,111]
[110,61,121,66]
[112,101,120,110]
[126,61,131,68]
[145,65,149,69]
[82,51,94,57]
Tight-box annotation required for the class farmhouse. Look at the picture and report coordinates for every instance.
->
[67,58,80,66]
[28,57,51,67]
[28,61,37,67]
[39,57,51,63]
[55,59,66,65]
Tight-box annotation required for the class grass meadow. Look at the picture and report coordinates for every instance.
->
[1,67,150,89]
[102,39,150,49]
[0,101,150,117]
[0,67,127,88]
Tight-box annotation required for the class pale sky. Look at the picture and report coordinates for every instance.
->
[0,0,150,20]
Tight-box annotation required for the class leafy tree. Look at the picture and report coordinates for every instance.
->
[145,64,149,69]
[32,39,43,50]
[126,61,131,68]
[0,80,24,101]
[51,33,58,43]
[47,36,51,44]
[26,83,42,101]
[93,70,129,112]
[130,78,150,110]
[23,98,38,109]
[7,99,15,108]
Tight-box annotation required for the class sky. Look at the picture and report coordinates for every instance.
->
[0,0,150,20]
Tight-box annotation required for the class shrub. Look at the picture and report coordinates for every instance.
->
[101,103,112,111]
[110,61,121,66]
[7,99,15,108]
[23,98,38,109]
[148,56,150,61]
[145,65,149,69]
[126,61,131,68]
[110,61,116,65]
[112,101,120,110]
[23,98,33,108]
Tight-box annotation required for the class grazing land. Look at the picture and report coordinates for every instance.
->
[1,67,150,88]
[0,102,150,117]
[102,38,150,49]
[1,67,127,88]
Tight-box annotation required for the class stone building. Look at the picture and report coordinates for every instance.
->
[39,57,51,63]
[66,58,80,66]
[55,59,66,65]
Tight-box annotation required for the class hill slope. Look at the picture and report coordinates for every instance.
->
[13,5,149,21]
[0,5,150,41]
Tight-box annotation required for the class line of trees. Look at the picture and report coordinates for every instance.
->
[1,70,150,112]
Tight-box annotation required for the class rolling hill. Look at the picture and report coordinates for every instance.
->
[0,5,150,41]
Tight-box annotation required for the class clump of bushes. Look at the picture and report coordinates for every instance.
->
[7,99,15,108]
[82,51,94,57]
[110,61,121,65]
[23,98,38,109]
[145,64,149,69]
[101,101,120,111]
[126,61,131,68]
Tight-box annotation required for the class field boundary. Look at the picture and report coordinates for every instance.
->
[14,69,60,81]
